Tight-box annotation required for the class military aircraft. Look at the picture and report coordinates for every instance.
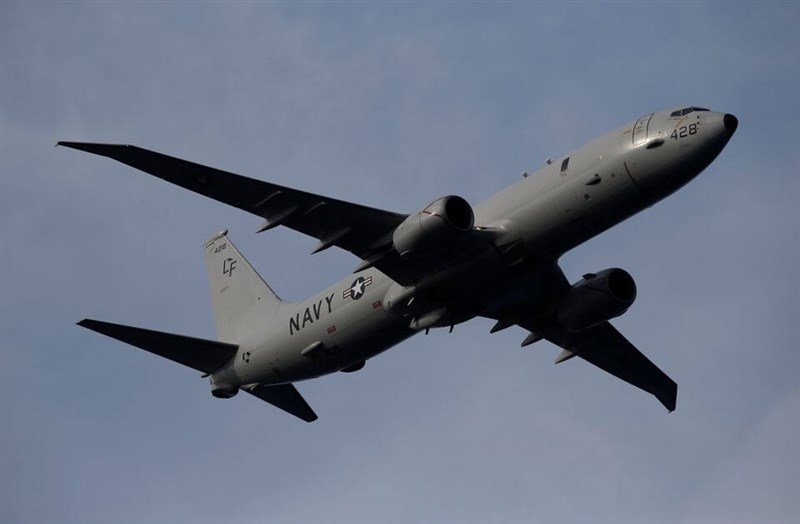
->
[61,107,738,422]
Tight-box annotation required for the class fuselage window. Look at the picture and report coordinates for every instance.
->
[560,157,570,173]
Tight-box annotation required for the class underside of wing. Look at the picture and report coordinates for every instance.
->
[58,142,408,272]
[243,383,318,422]
[532,321,677,411]
[78,318,238,374]
[483,263,677,411]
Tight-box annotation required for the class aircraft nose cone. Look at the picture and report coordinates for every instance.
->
[724,113,738,135]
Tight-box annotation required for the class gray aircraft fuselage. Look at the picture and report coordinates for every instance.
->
[209,108,737,392]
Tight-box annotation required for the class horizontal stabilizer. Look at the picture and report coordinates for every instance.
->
[78,319,238,374]
[244,383,318,422]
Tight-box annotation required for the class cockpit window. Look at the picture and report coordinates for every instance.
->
[670,107,711,117]
[560,157,570,173]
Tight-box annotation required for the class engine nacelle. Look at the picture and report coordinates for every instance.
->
[556,268,637,332]
[211,384,238,399]
[210,377,239,399]
[392,195,474,258]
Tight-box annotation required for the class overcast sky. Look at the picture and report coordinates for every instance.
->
[1,2,798,523]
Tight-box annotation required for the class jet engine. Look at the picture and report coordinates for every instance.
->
[556,268,637,332]
[392,195,474,258]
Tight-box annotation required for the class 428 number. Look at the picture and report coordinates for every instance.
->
[671,123,698,140]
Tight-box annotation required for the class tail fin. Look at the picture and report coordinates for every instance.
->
[204,230,283,343]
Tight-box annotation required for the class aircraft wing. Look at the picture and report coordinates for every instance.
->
[523,319,678,411]
[58,142,414,279]
[484,262,677,411]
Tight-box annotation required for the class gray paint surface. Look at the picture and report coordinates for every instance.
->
[61,107,733,415]
[1,3,798,523]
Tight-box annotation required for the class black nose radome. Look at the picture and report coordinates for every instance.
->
[724,114,738,135]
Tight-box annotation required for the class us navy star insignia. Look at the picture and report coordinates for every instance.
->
[343,275,373,300]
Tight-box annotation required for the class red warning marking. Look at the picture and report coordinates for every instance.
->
[327,325,337,334]
[372,300,382,309]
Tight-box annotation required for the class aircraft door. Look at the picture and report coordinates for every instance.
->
[632,113,654,146]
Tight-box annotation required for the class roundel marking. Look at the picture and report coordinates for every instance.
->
[343,275,373,300]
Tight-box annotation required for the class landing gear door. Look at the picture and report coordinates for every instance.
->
[632,113,654,146]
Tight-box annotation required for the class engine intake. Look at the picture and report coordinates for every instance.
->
[556,268,637,332]
[392,195,474,258]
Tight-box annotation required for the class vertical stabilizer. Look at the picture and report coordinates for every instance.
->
[204,230,282,343]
